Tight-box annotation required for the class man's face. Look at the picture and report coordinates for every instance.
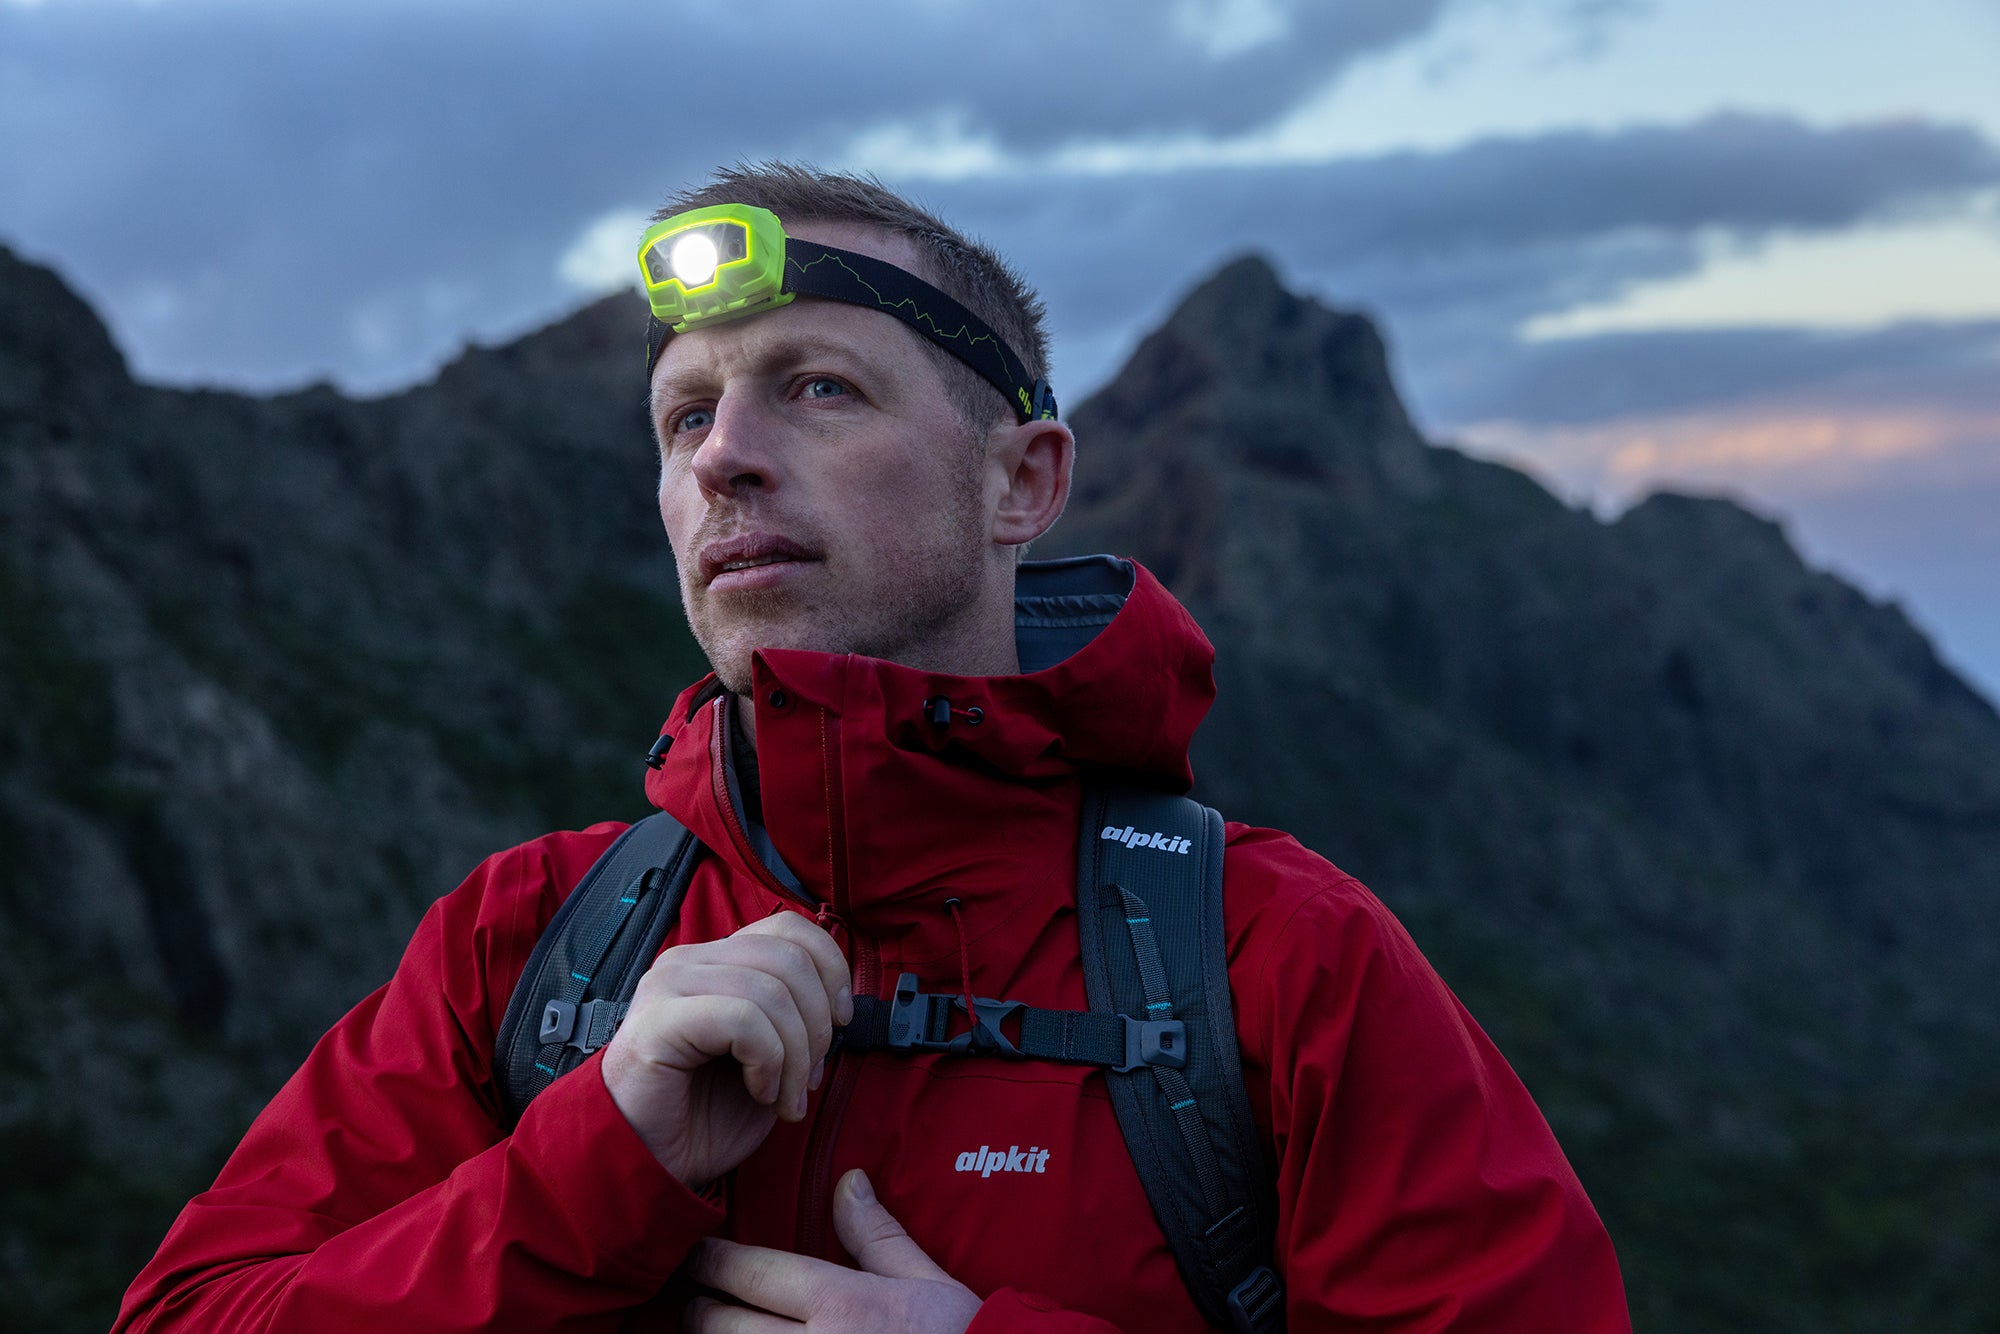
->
[650,222,996,694]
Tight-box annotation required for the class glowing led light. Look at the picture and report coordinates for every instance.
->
[671,233,720,287]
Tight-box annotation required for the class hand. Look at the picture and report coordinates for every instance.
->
[600,910,852,1190]
[684,1170,983,1334]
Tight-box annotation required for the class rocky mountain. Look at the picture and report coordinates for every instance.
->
[1044,256,2000,1328]
[3,244,1996,1332]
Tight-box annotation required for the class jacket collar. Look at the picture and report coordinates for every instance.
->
[642,556,1216,925]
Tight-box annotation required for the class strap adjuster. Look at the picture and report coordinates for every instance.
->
[1225,1264,1285,1334]
[538,999,622,1053]
[1118,1015,1187,1072]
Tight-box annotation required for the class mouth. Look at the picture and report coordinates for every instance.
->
[698,532,821,588]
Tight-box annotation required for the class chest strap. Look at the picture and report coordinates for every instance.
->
[842,974,1189,1073]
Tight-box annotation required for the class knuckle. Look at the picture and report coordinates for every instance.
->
[745,968,791,1013]
[767,932,814,970]
[745,1249,786,1294]
[817,1278,884,1326]
[866,1218,908,1247]
[741,911,799,939]
[710,993,760,1036]
[729,994,773,1033]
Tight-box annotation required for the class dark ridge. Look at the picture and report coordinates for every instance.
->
[3,246,1999,1333]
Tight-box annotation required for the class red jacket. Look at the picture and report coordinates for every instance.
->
[117,557,1630,1332]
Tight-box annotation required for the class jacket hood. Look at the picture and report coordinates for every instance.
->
[640,555,1215,924]
[648,554,1214,795]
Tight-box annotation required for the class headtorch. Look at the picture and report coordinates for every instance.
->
[637,203,1057,424]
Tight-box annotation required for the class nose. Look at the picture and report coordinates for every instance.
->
[689,392,782,501]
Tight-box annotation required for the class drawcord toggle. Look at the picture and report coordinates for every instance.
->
[924,696,984,728]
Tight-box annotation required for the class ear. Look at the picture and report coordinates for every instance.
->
[985,416,1075,549]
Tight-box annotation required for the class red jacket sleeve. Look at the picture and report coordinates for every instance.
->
[955,833,1632,1334]
[1237,831,1631,1332]
[113,831,723,1333]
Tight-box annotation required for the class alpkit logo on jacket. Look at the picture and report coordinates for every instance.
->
[954,1145,1051,1178]
[1101,824,1193,855]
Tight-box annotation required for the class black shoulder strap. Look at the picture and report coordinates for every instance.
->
[1076,784,1285,1334]
[493,811,703,1125]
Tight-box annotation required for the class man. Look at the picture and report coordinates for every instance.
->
[118,164,1631,1332]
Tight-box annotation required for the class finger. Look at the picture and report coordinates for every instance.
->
[681,959,816,1118]
[833,1170,951,1283]
[691,934,837,1076]
[686,1239,840,1322]
[657,995,788,1106]
[683,1295,801,1334]
[738,911,853,1025]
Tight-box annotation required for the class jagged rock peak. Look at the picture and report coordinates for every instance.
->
[1163,252,1301,339]
[1617,490,1796,552]
[1159,252,1402,397]
[1072,252,1430,499]
[0,242,134,417]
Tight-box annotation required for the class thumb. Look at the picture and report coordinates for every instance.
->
[834,1169,951,1283]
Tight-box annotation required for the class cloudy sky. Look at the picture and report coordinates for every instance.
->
[4,0,1996,698]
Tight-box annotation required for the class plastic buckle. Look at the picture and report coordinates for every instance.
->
[538,999,618,1052]
[539,999,577,1045]
[1027,378,1059,421]
[949,995,1025,1057]
[885,973,953,1052]
[1225,1265,1285,1334]
[1117,1015,1187,1073]
[883,973,1025,1058]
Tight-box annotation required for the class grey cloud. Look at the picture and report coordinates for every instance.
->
[918,113,2000,406]
[942,112,2000,276]
[0,0,1457,389]
[1410,320,2000,429]
[5,0,1997,410]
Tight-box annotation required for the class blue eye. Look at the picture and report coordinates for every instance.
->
[672,406,714,433]
[801,377,847,400]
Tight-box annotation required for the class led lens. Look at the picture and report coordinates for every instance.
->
[671,233,720,288]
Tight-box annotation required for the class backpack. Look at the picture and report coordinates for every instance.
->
[494,782,1285,1334]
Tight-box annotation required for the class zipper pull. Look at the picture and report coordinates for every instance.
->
[814,901,844,936]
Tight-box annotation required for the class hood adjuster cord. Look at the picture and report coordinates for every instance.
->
[814,900,844,936]
[923,696,984,728]
[814,901,847,1057]
[943,897,980,1050]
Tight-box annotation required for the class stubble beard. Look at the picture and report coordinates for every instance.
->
[684,452,991,695]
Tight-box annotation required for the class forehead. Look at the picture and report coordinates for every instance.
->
[648,220,940,398]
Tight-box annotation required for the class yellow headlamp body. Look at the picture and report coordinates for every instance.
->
[636,203,796,333]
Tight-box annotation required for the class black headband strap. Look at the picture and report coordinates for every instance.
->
[646,239,1056,423]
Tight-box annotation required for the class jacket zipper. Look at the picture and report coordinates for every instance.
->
[711,689,864,1258]
[796,701,861,1261]
[798,906,876,1260]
